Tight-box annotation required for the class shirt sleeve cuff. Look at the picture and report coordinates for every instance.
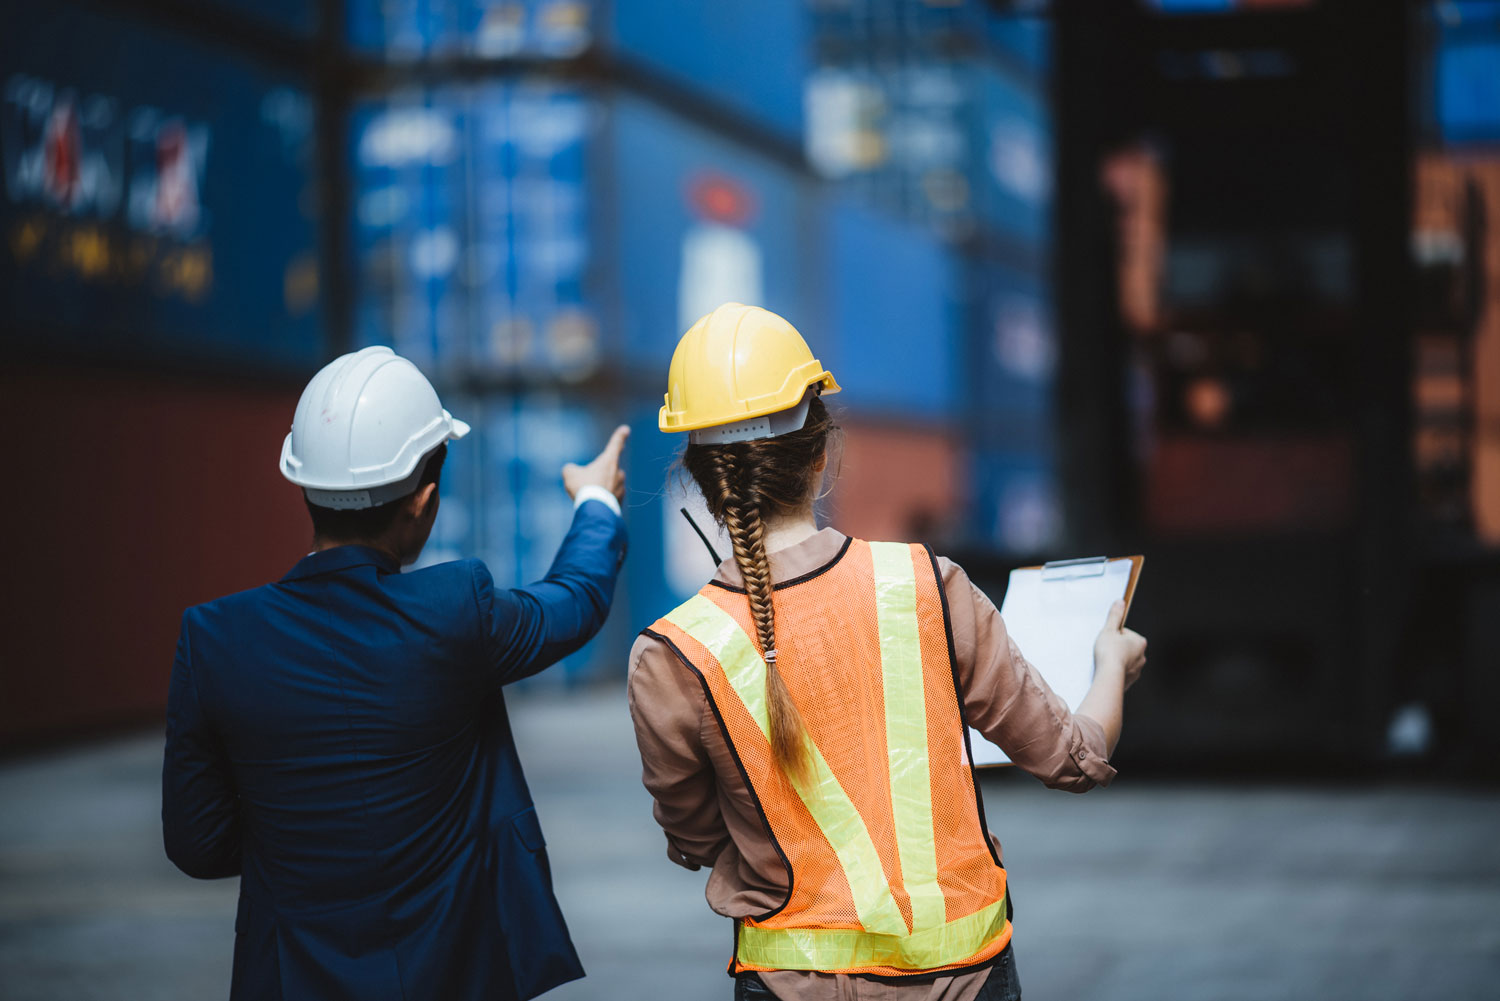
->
[573,484,621,517]
[1070,716,1119,788]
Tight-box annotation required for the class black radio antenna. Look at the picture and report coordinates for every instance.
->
[679,507,723,566]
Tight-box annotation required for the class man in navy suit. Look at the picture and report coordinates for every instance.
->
[163,347,629,1001]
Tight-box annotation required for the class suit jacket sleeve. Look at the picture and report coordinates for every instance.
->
[162,612,242,879]
[472,498,628,687]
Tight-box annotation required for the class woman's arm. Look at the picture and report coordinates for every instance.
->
[1075,600,1148,756]
[944,559,1138,791]
[627,634,731,870]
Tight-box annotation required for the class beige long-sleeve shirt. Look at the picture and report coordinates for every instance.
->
[627,528,1117,1001]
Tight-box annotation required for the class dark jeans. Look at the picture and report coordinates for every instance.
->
[734,944,1021,1001]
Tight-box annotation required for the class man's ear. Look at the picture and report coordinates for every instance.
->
[408,482,439,520]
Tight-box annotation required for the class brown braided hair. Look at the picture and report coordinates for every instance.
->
[682,396,838,779]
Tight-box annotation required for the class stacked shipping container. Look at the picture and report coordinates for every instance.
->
[1,2,325,743]
[1,0,1064,731]
[347,0,1063,680]
[0,4,323,373]
[803,1,1061,555]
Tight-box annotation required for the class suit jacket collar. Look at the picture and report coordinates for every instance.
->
[281,545,401,582]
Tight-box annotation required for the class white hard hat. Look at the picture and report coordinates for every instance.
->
[280,346,470,510]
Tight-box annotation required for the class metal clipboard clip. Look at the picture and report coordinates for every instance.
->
[1040,556,1109,582]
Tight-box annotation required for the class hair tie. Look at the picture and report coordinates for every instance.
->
[763,648,778,664]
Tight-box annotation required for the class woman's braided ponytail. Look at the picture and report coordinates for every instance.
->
[684,397,837,780]
[712,449,807,776]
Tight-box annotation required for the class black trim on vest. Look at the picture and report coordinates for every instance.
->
[639,627,795,925]
[730,919,741,980]
[923,545,1006,873]
[708,536,854,595]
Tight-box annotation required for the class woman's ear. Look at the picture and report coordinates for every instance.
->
[812,451,828,475]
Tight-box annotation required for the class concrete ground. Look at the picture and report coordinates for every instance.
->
[2,686,1497,1001]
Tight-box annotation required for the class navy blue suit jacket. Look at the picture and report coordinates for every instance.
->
[163,500,626,1001]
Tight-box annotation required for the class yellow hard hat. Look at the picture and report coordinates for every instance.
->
[659,303,841,444]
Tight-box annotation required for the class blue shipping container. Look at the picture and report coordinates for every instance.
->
[971,448,1063,555]
[0,4,323,371]
[984,14,1051,76]
[351,82,603,378]
[1439,40,1500,145]
[970,60,1052,246]
[352,89,469,370]
[348,0,596,60]
[609,0,809,138]
[822,197,960,420]
[476,83,601,379]
[803,54,1053,245]
[967,257,1055,443]
[607,93,822,379]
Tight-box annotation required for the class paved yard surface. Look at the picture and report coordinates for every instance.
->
[2,686,1497,1000]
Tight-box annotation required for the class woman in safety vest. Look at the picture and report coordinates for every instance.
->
[628,303,1148,1001]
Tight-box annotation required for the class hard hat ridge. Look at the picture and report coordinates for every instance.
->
[280,346,470,510]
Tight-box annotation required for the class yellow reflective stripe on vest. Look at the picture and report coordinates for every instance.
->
[664,594,909,938]
[738,896,1008,972]
[870,542,946,932]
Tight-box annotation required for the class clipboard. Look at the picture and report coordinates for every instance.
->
[967,554,1144,769]
[1033,554,1145,626]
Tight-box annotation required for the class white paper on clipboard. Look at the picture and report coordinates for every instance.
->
[967,557,1135,767]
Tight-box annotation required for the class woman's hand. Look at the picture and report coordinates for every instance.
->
[1094,600,1147,689]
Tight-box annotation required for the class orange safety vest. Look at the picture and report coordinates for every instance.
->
[645,538,1011,977]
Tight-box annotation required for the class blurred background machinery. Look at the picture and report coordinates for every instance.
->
[3,0,1499,774]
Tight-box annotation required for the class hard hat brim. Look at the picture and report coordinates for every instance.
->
[687,386,829,444]
[282,411,470,495]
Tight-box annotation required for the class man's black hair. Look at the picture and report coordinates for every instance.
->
[306,444,447,544]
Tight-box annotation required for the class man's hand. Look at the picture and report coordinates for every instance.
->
[563,425,629,503]
[1094,600,1148,689]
